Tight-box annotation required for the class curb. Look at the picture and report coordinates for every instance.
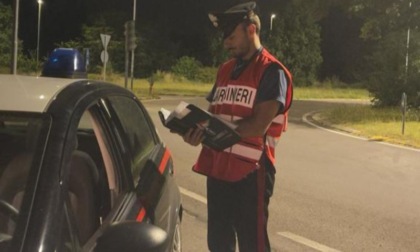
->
[303,111,420,152]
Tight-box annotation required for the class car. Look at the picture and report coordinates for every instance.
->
[0,74,182,252]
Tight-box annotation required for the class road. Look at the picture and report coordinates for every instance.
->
[143,97,420,252]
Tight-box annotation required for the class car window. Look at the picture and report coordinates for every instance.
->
[62,107,119,248]
[0,114,48,242]
[65,102,151,249]
[58,202,81,252]
[107,96,157,185]
[53,98,159,249]
[82,109,119,203]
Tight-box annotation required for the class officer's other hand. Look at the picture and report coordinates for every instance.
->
[183,125,205,146]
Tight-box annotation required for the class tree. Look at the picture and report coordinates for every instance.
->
[319,6,366,83]
[349,0,420,107]
[54,16,125,74]
[0,2,36,73]
[265,1,323,86]
[0,3,13,70]
[208,34,228,67]
[80,20,117,73]
[133,24,180,78]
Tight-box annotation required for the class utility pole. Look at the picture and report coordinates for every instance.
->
[11,0,20,74]
[36,0,43,76]
[130,0,137,91]
[404,1,412,82]
[125,0,137,90]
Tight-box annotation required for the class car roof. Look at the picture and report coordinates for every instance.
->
[0,74,83,113]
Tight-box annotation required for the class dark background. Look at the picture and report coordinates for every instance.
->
[1,0,362,80]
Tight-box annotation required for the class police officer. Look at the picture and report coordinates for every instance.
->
[183,2,293,251]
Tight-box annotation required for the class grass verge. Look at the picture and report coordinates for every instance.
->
[91,74,371,100]
[294,86,370,100]
[90,75,213,98]
[90,74,419,149]
[320,105,420,149]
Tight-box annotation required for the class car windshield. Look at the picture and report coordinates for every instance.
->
[0,113,49,242]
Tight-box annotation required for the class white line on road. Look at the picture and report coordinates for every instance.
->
[277,232,342,252]
[302,112,367,140]
[180,187,207,204]
[303,111,420,153]
[181,187,343,251]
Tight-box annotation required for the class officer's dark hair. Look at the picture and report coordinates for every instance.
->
[242,11,261,35]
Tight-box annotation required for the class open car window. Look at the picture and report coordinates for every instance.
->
[0,113,49,241]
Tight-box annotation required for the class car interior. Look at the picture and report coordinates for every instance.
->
[73,110,118,246]
[0,119,37,237]
[0,111,116,248]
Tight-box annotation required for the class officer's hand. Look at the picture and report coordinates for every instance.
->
[183,125,205,146]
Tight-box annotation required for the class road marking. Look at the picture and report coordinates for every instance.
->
[277,232,342,252]
[180,187,207,204]
[180,187,343,252]
[302,112,366,140]
[303,111,420,153]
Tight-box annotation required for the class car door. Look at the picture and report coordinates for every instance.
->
[59,93,180,251]
[101,96,181,238]
[48,96,137,251]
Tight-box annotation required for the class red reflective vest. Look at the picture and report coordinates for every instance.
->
[193,48,293,182]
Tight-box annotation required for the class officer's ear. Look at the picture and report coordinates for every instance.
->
[246,23,257,36]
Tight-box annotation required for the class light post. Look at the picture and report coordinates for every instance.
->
[130,0,136,90]
[12,0,20,74]
[36,0,43,75]
[270,14,276,31]
[404,1,412,82]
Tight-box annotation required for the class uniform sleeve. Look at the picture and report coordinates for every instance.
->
[255,63,288,113]
[206,84,216,103]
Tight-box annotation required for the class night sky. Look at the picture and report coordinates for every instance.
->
[1,0,282,57]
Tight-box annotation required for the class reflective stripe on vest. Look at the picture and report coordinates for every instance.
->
[265,113,288,164]
[193,48,292,181]
[266,135,279,149]
[272,114,285,124]
[225,142,263,160]
[216,113,243,122]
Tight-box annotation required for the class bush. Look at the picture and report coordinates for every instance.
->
[151,70,186,83]
[315,76,348,88]
[195,67,217,83]
[18,55,37,74]
[171,56,202,80]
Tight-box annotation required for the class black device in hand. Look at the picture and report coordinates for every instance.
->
[159,101,241,151]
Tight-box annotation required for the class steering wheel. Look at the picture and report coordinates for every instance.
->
[0,200,19,223]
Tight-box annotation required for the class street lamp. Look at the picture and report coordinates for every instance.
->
[270,14,276,31]
[405,1,412,82]
[12,0,20,74]
[36,0,43,75]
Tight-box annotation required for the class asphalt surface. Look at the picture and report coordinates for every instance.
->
[143,97,420,252]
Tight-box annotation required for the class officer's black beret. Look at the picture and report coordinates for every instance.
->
[208,2,259,39]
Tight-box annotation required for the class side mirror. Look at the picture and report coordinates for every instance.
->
[94,221,168,252]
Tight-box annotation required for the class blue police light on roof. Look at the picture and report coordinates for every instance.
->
[41,48,87,79]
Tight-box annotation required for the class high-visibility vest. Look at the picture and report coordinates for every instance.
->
[193,48,293,182]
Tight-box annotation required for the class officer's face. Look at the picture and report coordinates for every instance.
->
[223,23,252,60]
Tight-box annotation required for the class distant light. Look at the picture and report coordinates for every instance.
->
[39,95,45,100]
[38,0,43,5]
[271,14,276,19]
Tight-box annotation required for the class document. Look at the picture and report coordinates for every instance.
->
[158,101,241,151]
